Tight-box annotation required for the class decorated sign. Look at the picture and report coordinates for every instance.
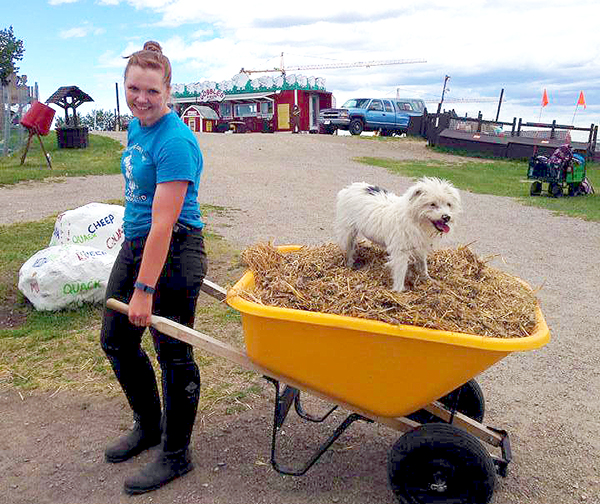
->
[198,88,225,102]
[172,72,326,99]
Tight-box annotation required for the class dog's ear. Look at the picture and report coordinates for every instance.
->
[409,188,422,201]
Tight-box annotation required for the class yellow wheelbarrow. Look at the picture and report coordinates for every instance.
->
[107,247,549,504]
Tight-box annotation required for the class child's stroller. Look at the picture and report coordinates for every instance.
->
[527,144,593,197]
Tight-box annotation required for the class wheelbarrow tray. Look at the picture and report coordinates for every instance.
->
[226,246,550,419]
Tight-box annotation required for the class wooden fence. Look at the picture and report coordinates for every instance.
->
[408,110,598,160]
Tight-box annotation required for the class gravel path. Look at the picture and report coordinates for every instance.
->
[2,132,599,504]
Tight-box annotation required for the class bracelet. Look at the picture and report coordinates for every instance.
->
[134,281,156,294]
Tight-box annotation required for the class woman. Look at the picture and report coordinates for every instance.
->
[100,41,207,495]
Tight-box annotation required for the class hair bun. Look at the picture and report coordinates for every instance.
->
[143,41,162,54]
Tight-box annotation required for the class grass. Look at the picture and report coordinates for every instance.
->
[355,156,600,221]
[0,205,262,416]
[0,132,123,186]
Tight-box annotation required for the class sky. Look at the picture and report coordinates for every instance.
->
[7,0,600,140]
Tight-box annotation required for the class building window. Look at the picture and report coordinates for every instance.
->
[219,102,232,118]
[260,101,273,115]
[234,103,258,117]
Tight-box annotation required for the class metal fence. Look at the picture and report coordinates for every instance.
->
[1,75,38,156]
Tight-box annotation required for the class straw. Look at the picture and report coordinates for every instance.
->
[238,242,539,339]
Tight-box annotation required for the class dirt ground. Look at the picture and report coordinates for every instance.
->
[1,132,599,504]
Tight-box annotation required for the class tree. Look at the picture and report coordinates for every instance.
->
[0,26,25,85]
[55,109,134,131]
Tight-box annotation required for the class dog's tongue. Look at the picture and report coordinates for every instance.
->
[434,220,450,233]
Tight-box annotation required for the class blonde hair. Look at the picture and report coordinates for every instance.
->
[124,41,172,87]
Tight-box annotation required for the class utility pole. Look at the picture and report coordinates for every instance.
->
[495,88,504,121]
[437,75,450,114]
[115,82,121,131]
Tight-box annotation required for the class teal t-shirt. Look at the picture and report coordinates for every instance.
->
[121,111,204,239]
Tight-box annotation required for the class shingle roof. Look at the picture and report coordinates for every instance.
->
[46,86,94,109]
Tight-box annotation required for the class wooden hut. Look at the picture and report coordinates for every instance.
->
[181,105,219,132]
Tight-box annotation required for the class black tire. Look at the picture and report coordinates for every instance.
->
[349,118,364,136]
[549,182,562,198]
[388,424,496,504]
[530,181,542,196]
[407,379,485,424]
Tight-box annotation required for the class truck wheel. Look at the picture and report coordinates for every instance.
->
[349,119,364,136]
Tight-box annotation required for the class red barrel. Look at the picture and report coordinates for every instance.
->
[20,101,56,136]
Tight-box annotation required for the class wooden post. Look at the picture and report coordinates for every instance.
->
[35,131,52,169]
[495,88,504,121]
[20,130,34,165]
[115,82,121,131]
[511,117,516,136]
[550,120,556,139]
[20,128,52,169]
[477,112,482,132]
[517,118,522,137]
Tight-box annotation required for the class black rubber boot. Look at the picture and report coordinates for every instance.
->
[105,419,162,463]
[123,448,194,495]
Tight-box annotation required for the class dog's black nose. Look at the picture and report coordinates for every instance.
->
[442,214,451,223]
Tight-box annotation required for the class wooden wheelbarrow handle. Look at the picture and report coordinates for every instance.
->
[106,287,504,445]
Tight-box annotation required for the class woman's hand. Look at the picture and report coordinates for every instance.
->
[128,289,154,327]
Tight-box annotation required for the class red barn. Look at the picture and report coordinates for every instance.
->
[181,105,219,133]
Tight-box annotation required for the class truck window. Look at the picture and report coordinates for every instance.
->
[384,100,394,112]
[396,101,414,112]
[341,99,370,108]
[368,100,383,111]
[410,100,425,112]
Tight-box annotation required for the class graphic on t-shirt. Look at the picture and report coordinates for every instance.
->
[123,144,148,203]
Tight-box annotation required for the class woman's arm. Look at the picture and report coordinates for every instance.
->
[128,180,190,326]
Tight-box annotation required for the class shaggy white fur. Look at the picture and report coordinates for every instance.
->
[335,177,462,291]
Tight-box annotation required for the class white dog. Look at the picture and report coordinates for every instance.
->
[335,177,462,291]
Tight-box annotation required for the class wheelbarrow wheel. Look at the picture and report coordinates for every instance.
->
[530,181,542,196]
[406,379,485,424]
[388,423,496,504]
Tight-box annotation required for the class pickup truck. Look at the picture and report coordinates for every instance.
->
[319,98,425,136]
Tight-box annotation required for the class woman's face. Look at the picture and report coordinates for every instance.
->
[125,65,170,127]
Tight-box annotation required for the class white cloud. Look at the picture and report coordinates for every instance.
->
[89,0,600,126]
[59,23,106,39]
[49,0,79,5]
[59,27,88,38]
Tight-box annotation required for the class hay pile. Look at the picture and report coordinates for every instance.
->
[237,242,539,339]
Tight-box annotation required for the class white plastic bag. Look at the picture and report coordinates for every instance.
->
[18,245,116,311]
[49,202,125,255]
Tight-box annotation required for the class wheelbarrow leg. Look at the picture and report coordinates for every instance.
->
[266,377,371,476]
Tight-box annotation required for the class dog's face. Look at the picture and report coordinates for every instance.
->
[406,177,462,234]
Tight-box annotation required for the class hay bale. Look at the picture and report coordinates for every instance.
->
[238,242,539,339]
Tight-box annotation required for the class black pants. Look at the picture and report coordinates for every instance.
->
[101,227,207,453]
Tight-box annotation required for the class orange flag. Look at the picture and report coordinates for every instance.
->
[577,91,586,109]
[541,89,549,107]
